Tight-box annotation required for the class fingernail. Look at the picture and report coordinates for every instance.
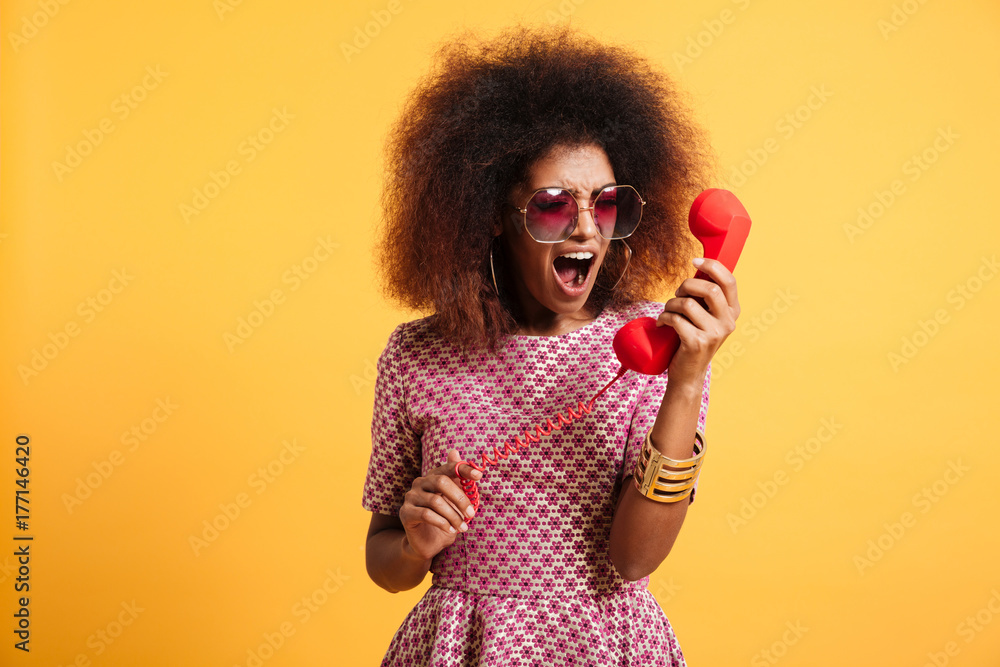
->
[466,506,476,518]
[692,257,704,266]
[460,522,469,532]
[448,525,456,534]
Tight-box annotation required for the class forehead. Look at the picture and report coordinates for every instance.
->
[521,143,616,194]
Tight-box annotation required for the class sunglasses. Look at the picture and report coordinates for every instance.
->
[508,185,646,243]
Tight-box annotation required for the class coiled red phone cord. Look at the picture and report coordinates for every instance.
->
[457,366,629,515]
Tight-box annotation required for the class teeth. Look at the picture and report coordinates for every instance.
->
[555,251,592,288]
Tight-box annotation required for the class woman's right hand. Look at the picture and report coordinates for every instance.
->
[398,449,482,562]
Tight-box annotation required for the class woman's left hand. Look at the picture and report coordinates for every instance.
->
[657,257,741,388]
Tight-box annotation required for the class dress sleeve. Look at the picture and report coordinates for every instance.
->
[361,324,422,516]
[620,362,711,503]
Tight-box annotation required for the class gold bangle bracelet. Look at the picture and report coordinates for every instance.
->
[635,446,700,481]
[635,471,700,501]
[633,430,706,503]
[644,429,705,467]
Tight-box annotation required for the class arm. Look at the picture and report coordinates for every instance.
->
[608,257,739,581]
[366,513,432,593]
[607,376,705,581]
[365,450,482,593]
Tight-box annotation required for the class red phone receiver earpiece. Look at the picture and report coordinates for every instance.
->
[612,189,752,376]
[689,188,752,279]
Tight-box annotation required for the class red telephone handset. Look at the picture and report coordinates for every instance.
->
[612,188,752,375]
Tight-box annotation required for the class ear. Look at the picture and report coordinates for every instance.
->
[499,183,525,237]
[494,202,514,237]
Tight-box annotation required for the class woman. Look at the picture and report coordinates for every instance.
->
[363,24,740,666]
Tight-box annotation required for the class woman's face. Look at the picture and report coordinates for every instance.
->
[496,143,616,332]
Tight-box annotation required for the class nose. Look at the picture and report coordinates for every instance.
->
[572,201,600,239]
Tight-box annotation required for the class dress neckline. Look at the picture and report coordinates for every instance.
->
[510,306,609,340]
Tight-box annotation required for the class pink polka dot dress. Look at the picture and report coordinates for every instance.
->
[363,300,711,666]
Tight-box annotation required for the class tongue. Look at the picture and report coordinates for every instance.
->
[553,256,580,284]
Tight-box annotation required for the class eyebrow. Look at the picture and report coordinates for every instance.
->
[541,182,618,196]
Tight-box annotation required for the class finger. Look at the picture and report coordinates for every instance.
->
[442,449,482,482]
[657,308,709,347]
[399,503,458,535]
[662,295,716,332]
[407,486,470,531]
[419,470,479,520]
[675,279,732,321]
[423,460,479,518]
[661,294,736,343]
[690,258,739,309]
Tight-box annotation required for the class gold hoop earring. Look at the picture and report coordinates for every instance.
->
[489,241,500,296]
[608,240,632,290]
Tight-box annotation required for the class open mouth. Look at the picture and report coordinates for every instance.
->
[552,251,595,293]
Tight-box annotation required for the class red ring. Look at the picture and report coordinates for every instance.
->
[454,460,468,480]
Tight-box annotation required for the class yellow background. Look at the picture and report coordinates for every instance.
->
[2,0,999,665]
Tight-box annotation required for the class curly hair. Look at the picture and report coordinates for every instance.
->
[376,23,715,352]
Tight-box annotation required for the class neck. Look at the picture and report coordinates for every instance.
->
[514,303,598,337]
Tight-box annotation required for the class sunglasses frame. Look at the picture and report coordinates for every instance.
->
[510,184,647,244]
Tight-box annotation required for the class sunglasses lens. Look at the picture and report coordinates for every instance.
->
[524,189,578,242]
[594,186,643,239]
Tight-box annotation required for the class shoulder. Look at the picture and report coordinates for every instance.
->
[381,313,451,360]
[374,315,446,397]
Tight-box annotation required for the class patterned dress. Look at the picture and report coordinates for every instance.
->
[362,300,711,666]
